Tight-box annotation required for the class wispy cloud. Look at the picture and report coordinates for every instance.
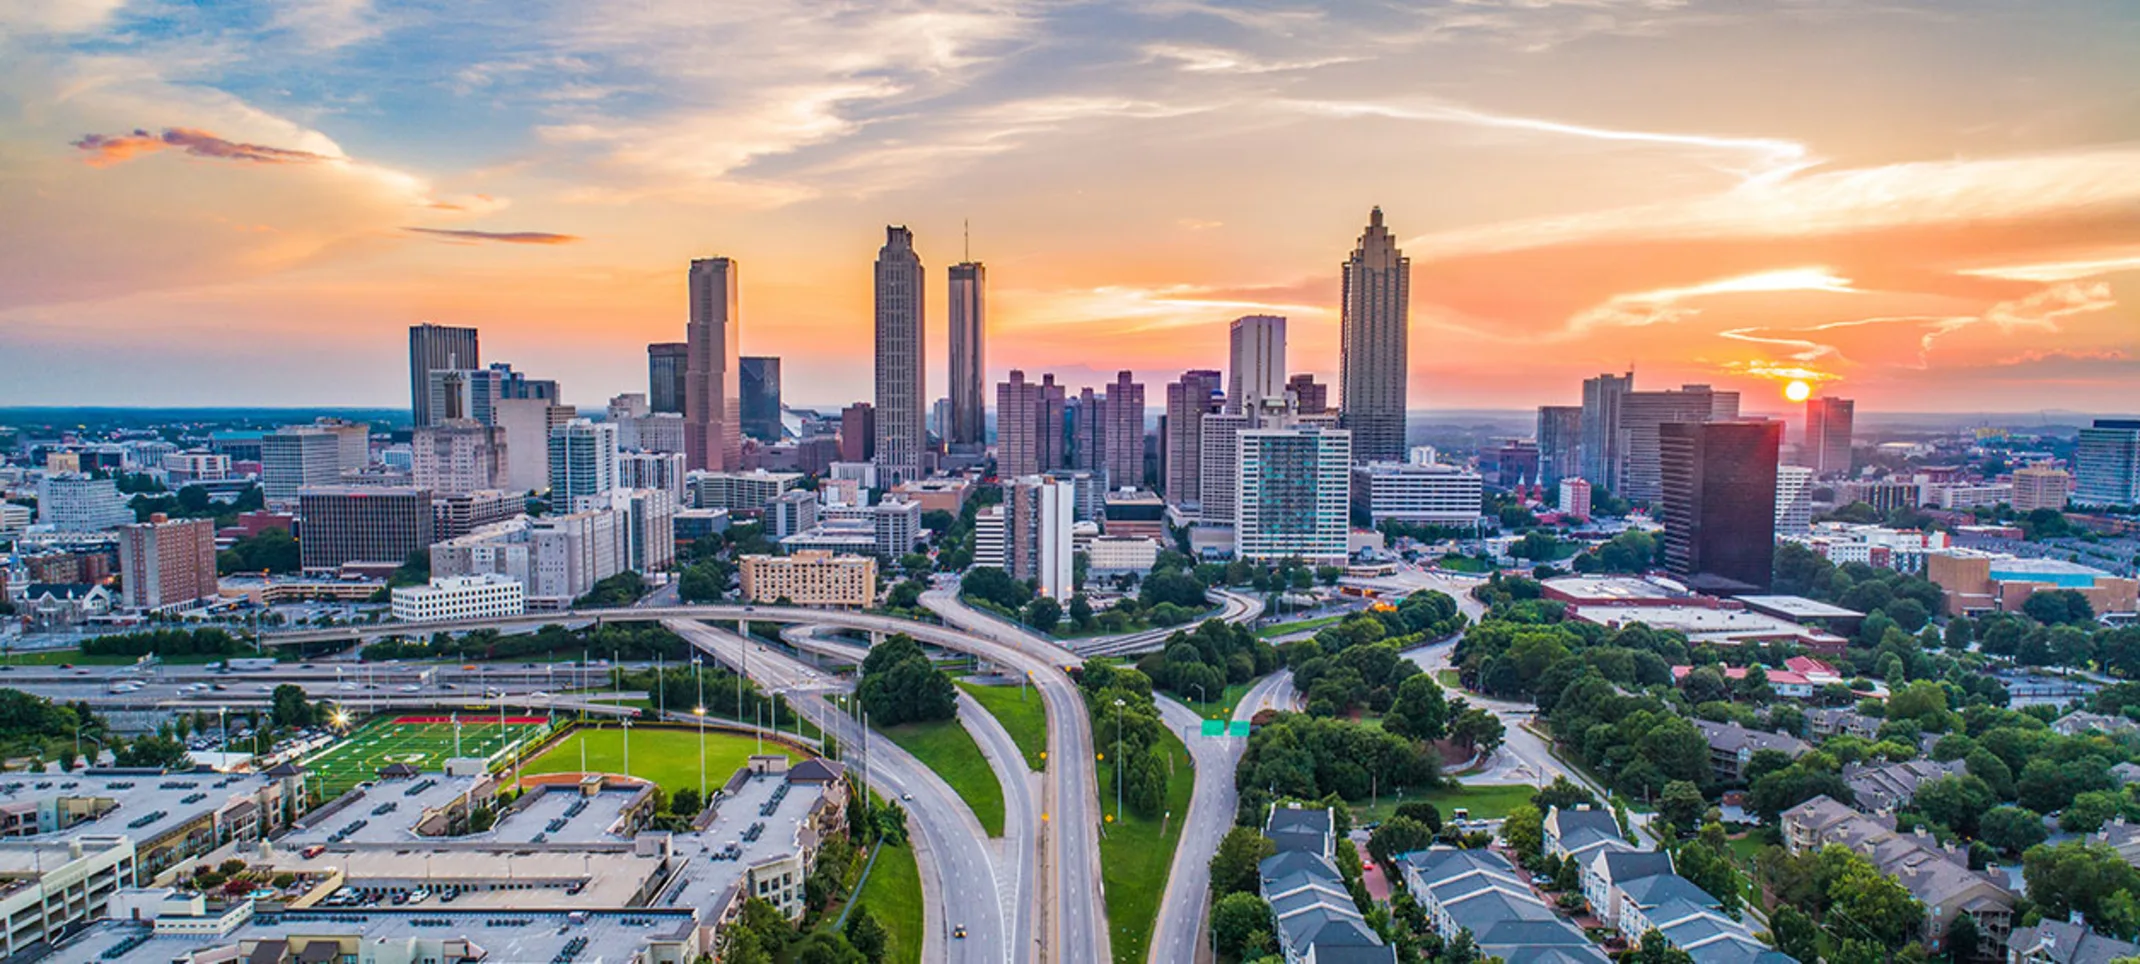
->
[72,128,338,167]
[402,227,581,245]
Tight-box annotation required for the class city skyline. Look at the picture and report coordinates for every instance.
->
[3,1,2138,414]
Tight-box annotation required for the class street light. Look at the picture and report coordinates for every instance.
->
[1112,697,1127,824]
[693,705,707,804]
[1189,683,1206,715]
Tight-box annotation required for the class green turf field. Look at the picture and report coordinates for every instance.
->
[522,726,788,797]
[303,714,553,797]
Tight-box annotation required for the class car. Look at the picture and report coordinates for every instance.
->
[953,925,967,939]
[399,685,420,693]
[900,792,913,801]
[58,663,72,670]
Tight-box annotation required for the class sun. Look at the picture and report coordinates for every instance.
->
[1784,380,1813,402]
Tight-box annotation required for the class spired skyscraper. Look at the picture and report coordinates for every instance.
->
[874,226,926,486]
[684,258,742,472]
[947,261,987,451]
[1340,207,1411,464]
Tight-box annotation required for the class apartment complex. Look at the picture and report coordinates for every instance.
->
[118,515,217,611]
[739,551,877,608]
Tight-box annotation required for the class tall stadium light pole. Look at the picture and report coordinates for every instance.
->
[694,705,707,804]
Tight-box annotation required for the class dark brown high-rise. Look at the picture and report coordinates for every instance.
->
[685,258,741,471]
[1660,420,1781,594]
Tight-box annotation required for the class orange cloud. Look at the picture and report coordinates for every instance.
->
[72,127,335,167]
[401,227,581,245]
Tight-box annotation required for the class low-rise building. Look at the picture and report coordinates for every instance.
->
[1086,534,1160,574]
[738,551,877,608]
[2051,711,2139,738]
[1782,796,2014,955]
[390,573,527,622]
[2008,919,2139,964]
[1543,805,1625,863]
[1806,706,1882,740]
[1844,759,1966,814]
[1671,665,1815,699]
[1260,804,1393,964]
[1693,720,1809,782]
[1926,549,2139,618]
[687,469,802,513]
[1399,846,1607,964]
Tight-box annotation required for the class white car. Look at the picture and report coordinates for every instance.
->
[399,685,420,693]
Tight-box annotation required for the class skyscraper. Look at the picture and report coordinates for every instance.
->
[996,370,1068,479]
[1237,424,1352,562]
[648,342,688,414]
[1803,396,1855,478]
[685,257,742,472]
[948,261,986,449]
[412,419,508,496]
[261,428,345,501]
[548,418,619,505]
[1660,420,1781,593]
[1287,373,1329,414]
[1071,387,1103,472]
[1775,464,1815,536]
[409,323,479,428]
[1537,405,1582,487]
[1005,476,1076,600]
[839,403,876,463]
[740,356,783,442]
[1580,372,1633,491]
[1228,315,1286,413]
[2076,419,2140,507]
[1164,370,1223,507]
[873,226,926,486]
[1103,371,1145,489]
[1617,384,1740,505]
[1340,207,1410,463]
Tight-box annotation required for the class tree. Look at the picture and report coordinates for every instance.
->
[2061,790,2122,834]
[1394,801,1443,833]
[1659,781,1705,835]
[670,787,703,817]
[1368,816,1436,867]
[1769,905,1821,963]
[1826,846,1924,947]
[961,566,1033,611]
[1501,803,1544,861]
[1450,707,1505,756]
[1675,837,1743,914]
[1210,826,1277,898]
[1914,775,1996,838]
[1025,597,1062,633]
[1212,892,1276,959]
[2023,590,2095,627]
[269,684,314,728]
[1532,776,1598,814]
[1068,595,1094,629]
[1384,674,1449,742]
[2023,842,2140,940]
[791,932,867,964]
[1947,911,1981,964]
[844,909,888,964]
[1979,806,2048,854]
[857,635,957,725]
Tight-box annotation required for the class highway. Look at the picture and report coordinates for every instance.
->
[1146,669,1299,964]
[1073,589,1264,658]
[775,623,872,665]
[662,618,1016,964]
[920,589,1106,964]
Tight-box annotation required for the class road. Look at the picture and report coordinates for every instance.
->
[663,618,1016,964]
[776,623,872,665]
[1144,665,1303,964]
[921,589,1106,964]
[1074,589,1265,658]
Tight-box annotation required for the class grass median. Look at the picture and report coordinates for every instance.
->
[1255,613,1348,638]
[957,680,1048,771]
[846,839,923,964]
[1096,724,1195,964]
[881,719,1006,837]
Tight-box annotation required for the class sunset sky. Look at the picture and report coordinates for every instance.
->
[3,0,2137,414]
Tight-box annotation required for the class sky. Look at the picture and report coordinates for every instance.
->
[2,0,2138,415]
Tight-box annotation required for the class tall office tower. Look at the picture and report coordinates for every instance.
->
[1659,420,1780,593]
[409,323,479,427]
[1228,315,1286,413]
[492,398,559,494]
[839,403,876,463]
[873,226,926,486]
[685,257,743,472]
[1039,374,1067,471]
[411,419,508,496]
[947,261,987,449]
[297,486,436,572]
[1005,476,1076,599]
[1804,396,1855,478]
[608,394,649,423]
[314,418,371,472]
[648,342,689,414]
[1340,207,1411,463]
[1617,384,1740,505]
[2076,419,2140,506]
[1776,464,1815,536]
[1579,372,1634,491]
[996,370,1051,478]
[1164,370,1224,508]
[261,428,345,501]
[119,515,218,611]
[1103,371,1145,489]
[1071,388,1103,472]
[1537,405,1583,487]
[740,356,783,442]
[491,363,561,402]
[548,418,619,504]
[1237,424,1352,562]
[33,474,132,532]
[1286,374,1329,414]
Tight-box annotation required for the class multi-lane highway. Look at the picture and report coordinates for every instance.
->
[663,618,1018,964]
[1074,589,1263,658]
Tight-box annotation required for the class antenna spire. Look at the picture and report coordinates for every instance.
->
[963,218,970,262]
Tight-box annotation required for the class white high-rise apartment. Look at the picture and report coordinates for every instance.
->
[947,261,986,449]
[873,226,926,485]
[618,450,688,504]
[685,257,743,472]
[1237,424,1352,562]
[1228,315,1286,413]
[548,419,618,504]
[1339,207,1411,464]
[1775,464,1815,536]
[1006,476,1076,599]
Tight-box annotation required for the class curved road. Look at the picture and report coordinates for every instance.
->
[1075,589,1264,658]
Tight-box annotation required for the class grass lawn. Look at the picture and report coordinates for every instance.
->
[1347,781,1538,825]
[1097,724,1194,964]
[1435,669,1462,689]
[304,714,552,798]
[957,681,1048,771]
[1182,681,1252,721]
[881,719,1006,837]
[523,726,783,797]
[841,840,923,964]
[1256,614,1348,638]
[1435,556,1495,573]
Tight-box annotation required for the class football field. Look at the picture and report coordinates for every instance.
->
[303,714,553,798]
